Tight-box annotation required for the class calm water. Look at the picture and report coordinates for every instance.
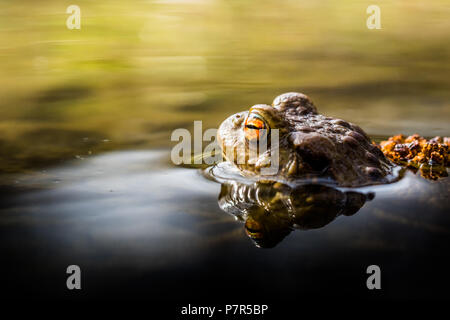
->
[0,0,449,304]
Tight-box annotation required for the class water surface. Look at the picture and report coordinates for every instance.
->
[1,149,449,301]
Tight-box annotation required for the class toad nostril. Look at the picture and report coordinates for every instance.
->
[232,114,244,126]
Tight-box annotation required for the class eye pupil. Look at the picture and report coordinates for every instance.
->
[244,112,269,141]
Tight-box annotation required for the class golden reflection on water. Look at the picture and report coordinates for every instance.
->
[0,0,449,173]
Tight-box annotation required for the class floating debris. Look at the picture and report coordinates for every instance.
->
[379,134,449,180]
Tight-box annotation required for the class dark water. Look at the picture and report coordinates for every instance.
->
[1,149,449,303]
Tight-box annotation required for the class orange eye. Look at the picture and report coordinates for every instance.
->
[244,113,269,141]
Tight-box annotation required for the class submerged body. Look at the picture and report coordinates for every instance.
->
[217,92,393,187]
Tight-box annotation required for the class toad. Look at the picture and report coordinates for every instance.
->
[217,92,393,187]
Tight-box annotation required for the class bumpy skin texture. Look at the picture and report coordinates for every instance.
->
[217,92,393,187]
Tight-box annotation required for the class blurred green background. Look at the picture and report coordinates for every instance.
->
[0,0,449,173]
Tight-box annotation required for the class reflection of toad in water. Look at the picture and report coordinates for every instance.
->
[218,181,373,248]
